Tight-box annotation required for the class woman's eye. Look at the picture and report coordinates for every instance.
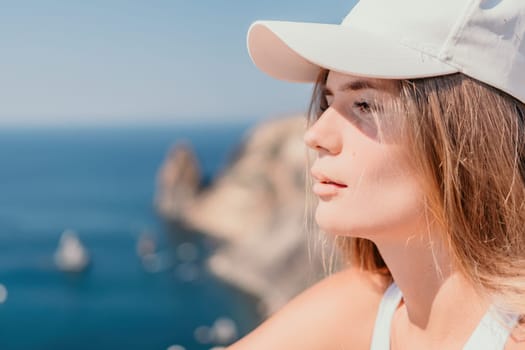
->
[319,97,329,112]
[353,101,371,114]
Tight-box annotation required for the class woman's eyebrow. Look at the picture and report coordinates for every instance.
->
[323,80,381,96]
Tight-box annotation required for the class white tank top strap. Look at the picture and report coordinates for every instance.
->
[369,282,520,350]
[463,306,520,350]
[369,282,403,350]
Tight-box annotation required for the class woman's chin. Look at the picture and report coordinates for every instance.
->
[315,207,342,234]
[315,210,353,236]
[314,207,378,239]
[315,203,348,235]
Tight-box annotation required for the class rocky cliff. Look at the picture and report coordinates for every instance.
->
[155,115,329,314]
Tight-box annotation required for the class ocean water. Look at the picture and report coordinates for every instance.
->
[0,122,261,350]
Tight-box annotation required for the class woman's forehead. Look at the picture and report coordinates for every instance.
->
[324,70,399,94]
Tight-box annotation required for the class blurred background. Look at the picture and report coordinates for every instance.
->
[0,1,356,349]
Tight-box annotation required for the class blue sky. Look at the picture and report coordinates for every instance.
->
[0,0,357,126]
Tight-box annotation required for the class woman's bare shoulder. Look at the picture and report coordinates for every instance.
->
[227,266,391,350]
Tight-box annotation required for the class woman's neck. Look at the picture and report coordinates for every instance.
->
[374,231,490,341]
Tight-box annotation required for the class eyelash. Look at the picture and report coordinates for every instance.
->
[354,101,371,114]
[318,99,372,114]
[319,98,329,113]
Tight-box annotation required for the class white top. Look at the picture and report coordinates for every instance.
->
[370,283,520,350]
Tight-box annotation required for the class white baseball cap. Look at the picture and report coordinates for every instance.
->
[247,0,525,103]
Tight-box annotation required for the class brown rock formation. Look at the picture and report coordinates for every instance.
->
[155,141,201,220]
[155,115,329,314]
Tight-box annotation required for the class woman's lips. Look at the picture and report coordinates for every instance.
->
[310,169,347,196]
[312,178,348,197]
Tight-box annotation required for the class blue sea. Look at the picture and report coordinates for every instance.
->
[0,122,262,350]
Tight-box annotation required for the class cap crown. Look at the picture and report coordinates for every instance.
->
[343,0,525,102]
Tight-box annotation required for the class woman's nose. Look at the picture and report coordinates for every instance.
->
[303,109,343,155]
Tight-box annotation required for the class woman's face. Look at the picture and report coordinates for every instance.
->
[304,71,427,241]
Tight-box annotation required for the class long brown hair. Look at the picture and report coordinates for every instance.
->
[306,69,525,315]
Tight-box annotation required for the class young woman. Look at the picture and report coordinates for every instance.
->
[229,0,525,348]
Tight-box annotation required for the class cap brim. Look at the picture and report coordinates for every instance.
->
[247,20,459,82]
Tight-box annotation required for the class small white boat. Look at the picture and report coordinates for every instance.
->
[54,230,90,272]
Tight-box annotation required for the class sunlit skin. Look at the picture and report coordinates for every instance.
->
[304,70,427,242]
[304,71,497,349]
[227,71,525,349]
